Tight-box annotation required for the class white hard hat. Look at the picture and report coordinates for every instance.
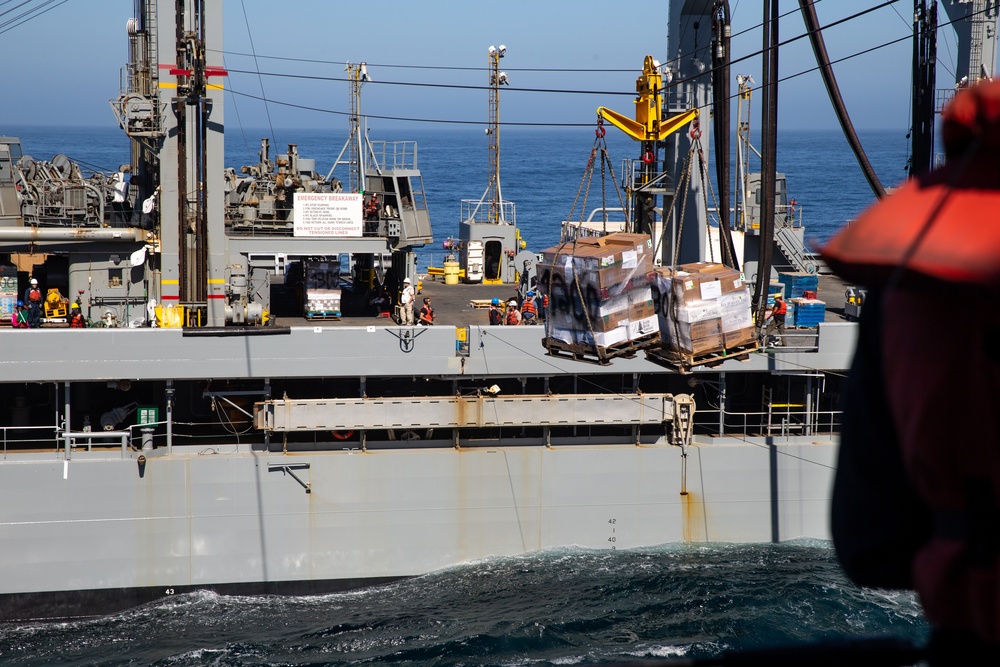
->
[403,277,411,283]
[30,278,38,285]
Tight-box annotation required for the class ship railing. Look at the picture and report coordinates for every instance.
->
[738,203,804,231]
[694,407,841,438]
[461,199,517,225]
[762,328,820,352]
[664,88,697,113]
[936,87,957,113]
[370,141,418,171]
[0,425,135,458]
[0,425,61,456]
[623,159,674,197]
[62,430,130,459]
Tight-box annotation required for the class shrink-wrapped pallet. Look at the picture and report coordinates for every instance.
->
[537,233,658,355]
[652,263,755,358]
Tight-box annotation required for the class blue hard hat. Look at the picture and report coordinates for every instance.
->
[17,300,23,307]
[491,298,500,306]
[527,291,534,297]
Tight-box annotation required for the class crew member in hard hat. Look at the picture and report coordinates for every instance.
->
[505,299,521,326]
[823,79,1000,665]
[398,277,415,326]
[23,278,42,328]
[417,297,434,326]
[520,291,537,324]
[488,297,503,326]
[11,301,29,329]
[68,302,85,328]
[769,295,787,344]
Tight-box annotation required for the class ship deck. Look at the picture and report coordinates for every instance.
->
[18,270,855,332]
[269,272,855,329]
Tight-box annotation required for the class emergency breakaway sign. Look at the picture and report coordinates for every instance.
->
[293,193,363,237]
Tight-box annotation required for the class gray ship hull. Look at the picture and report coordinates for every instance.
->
[0,433,835,622]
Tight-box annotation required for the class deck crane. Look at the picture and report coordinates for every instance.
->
[597,55,698,241]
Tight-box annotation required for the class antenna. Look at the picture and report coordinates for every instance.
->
[326,61,371,192]
[460,43,516,229]
[485,44,506,222]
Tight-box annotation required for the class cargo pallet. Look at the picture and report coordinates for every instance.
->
[645,341,758,373]
[542,333,659,365]
[305,311,341,320]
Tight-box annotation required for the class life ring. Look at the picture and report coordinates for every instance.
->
[331,430,354,441]
[642,150,655,164]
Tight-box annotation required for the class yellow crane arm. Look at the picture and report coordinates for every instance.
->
[655,108,699,141]
[597,107,699,142]
[596,55,700,143]
[596,106,646,141]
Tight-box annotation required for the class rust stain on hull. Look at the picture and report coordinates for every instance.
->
[680,490,706,543]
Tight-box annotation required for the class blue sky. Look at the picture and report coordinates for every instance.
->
[0,1,978,131]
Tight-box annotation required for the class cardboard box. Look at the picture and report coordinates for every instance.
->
[597,310,631,333]
[539,233,654,291]
[689,318,722,338]
[719,288,753,333]
[662,317,723,354]
[577,325,629,349]
[628,314,659,341]
[671,301,723,323]
[628,297,656,322]
[724,327,756,347]
[665,331,724,355]
[597,292,631,318]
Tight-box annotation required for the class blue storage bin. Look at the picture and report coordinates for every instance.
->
[778,272,819,299]
[790,298,826,328]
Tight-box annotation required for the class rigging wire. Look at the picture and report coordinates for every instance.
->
[213,48,641,73]
[0,0,68,35]
[223,24,913,130]
[223,68,639,98]
[238,0,276,149]
[221,2,923,128]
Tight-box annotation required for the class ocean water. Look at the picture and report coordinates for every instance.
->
[0,543,927,666]
[0,123,926,664]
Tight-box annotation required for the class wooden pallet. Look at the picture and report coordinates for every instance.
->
[469,299,494,309]
[646,341,758,373]
[542,333,659,365]
[305,311,342,320]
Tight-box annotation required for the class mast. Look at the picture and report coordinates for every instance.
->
[460,43,514,227]
[734,75,757,234]
[486,45,507,222]
[328,61,371,193]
